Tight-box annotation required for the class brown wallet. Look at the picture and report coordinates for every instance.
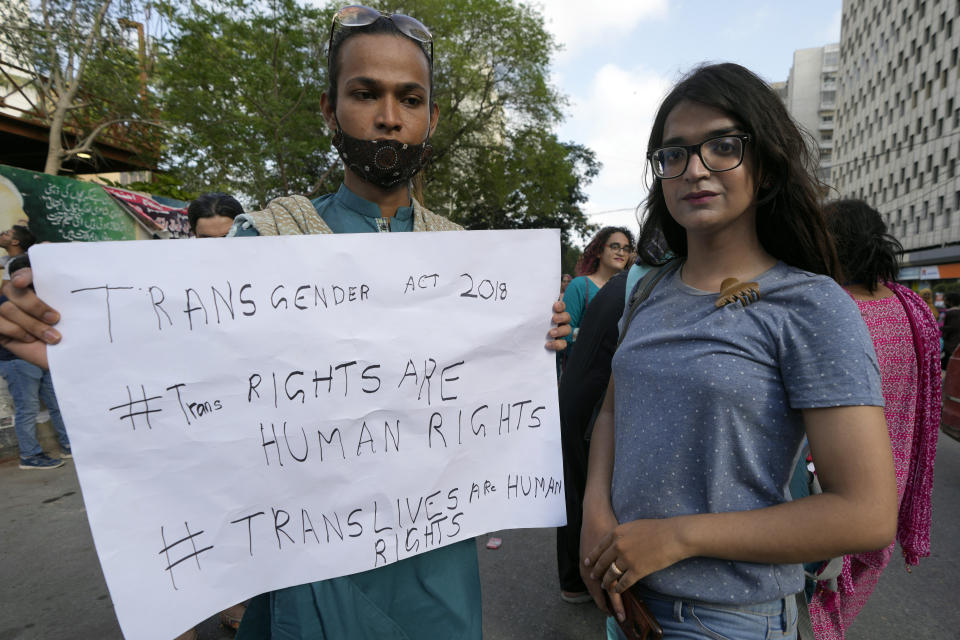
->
[607,589,664,640]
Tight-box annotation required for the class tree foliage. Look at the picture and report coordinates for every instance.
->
[561,243,582,275]
[157,0,334,207]
[395,0,597,245]
[0,0,163,174]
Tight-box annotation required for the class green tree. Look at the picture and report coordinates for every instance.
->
[450,128,598,239]
[0,0,163,175]
[157,0,333,207]
[561,243,582,276]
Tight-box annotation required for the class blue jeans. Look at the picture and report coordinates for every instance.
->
[0,358,69,457]
[606,586,798,640]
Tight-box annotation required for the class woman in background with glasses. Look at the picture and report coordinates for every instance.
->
[562,227,634,351]
[580,63,897,640]
[556,226,633,603]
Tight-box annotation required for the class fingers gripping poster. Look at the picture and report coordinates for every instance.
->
[30,229,564,640]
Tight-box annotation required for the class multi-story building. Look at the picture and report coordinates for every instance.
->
[782,44,840,186]
[832,0,960,279]
[770,81,789,102]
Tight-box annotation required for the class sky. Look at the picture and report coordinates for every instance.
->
[534,0,843,243]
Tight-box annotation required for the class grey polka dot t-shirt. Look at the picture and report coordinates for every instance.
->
[611,261,883,605]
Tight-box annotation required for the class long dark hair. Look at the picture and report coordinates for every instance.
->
[327,17,433,110]
[824,199,901,292]
[636,63,839,278]
[575,226,635,276]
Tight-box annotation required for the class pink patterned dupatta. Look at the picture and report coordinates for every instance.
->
[886,281,941,566]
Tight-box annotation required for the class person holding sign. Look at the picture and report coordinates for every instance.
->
[0,6,570,638]
[228,8,487,638]
[580,63,897,639]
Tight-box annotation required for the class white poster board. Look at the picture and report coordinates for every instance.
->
[30,229,564,640]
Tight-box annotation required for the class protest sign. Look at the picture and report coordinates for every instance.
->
[30,229,564,640]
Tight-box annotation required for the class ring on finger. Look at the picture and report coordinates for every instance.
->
[610,561,624,578]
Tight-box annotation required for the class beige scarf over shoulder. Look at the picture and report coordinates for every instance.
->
[245,194,462,236]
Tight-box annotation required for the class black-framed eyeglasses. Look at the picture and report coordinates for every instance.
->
[606,242,633,254]
[648,134,750,180]
[328,5,434,62]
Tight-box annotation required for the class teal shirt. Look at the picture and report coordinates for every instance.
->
[313,183,415,233]
[237,184,481,640]
[561,276,601,345]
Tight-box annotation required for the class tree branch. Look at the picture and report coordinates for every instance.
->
[304,160,339,198]
[64,118,169,157]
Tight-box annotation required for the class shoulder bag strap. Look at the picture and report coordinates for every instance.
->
[616,259,681,349]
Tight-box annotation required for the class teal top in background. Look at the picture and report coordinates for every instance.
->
[561,276,601,345]
[624,261,653,306]
[236,184,481,640]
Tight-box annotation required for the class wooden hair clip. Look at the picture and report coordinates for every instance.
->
[715,277,760,308]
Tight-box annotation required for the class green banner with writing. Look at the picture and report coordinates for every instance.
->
[0,165,138,242]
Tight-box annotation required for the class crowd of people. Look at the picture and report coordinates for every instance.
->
[0,5,948,639]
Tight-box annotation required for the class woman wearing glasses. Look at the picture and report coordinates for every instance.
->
[562,227,635,349]
[556,226,633,603]
[580,63,896,640]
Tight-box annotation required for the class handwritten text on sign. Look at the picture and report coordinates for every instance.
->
[30,229,564,640]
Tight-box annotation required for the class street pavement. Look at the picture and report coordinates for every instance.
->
[3,435,959,639]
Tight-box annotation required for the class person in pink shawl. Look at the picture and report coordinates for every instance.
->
[810,199,941,638]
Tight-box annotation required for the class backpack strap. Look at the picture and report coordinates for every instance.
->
[616,258,681,349]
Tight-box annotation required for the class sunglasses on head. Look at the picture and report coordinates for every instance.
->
[328,5,434,61]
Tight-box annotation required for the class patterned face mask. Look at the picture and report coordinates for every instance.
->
[332,127,433,190]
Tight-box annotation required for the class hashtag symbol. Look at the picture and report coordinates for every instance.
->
[159,522,215,591]
[108,385,163,430]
